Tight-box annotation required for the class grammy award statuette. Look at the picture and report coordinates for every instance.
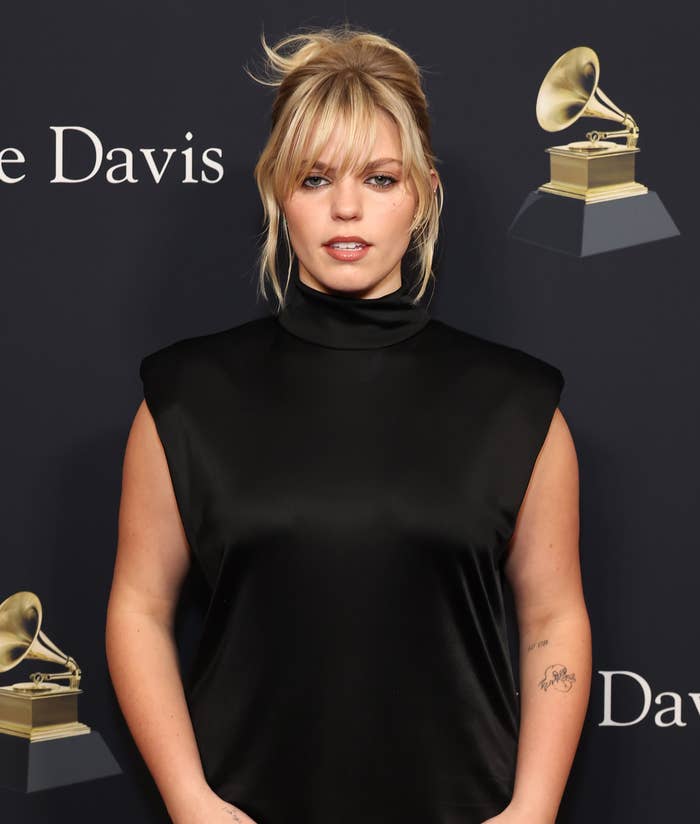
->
[508,45,679,256]
[0,591,121,792]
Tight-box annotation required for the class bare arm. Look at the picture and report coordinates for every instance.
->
[105,401,256,823]
[496,408,592,824]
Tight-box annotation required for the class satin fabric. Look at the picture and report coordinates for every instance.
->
[139,268,564,824]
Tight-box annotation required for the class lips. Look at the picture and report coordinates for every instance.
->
[324,236,370,246]
[323,241,371,262]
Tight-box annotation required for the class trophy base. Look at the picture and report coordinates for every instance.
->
[507,189,680,257]
[541,142,646,203]
[0,683,86,739]
[0,728,122,792]
[538,180,648,203]
[0,720,91,741]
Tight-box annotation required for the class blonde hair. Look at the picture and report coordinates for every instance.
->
[244,23,444,311]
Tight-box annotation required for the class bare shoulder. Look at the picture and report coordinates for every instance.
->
[108,400,192,624]
[546,407,577,461]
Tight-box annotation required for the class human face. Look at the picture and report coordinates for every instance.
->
[282,109,437,299]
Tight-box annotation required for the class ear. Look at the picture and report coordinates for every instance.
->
[429,168,439,195]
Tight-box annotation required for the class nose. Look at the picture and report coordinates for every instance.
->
[329,176,363,220]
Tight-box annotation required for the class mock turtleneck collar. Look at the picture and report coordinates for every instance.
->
[275,267,431,349]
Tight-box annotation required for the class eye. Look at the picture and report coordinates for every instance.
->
[301,175,329,189]
[367,174,397,189]
[300,174,398,190]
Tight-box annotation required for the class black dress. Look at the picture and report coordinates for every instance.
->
[139,268,565,824]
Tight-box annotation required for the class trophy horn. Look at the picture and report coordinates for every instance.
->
[0,591,81,689]
[535,46,639,147]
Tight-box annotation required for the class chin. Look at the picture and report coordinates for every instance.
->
[303,271,355,291]
[305,265,394,297]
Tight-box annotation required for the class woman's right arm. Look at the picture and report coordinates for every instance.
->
[105,400,257,824]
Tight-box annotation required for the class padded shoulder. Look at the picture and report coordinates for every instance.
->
[427,318,565,398]
[427,320,566,552]
[136,317,276,579]
[139,316,277,416]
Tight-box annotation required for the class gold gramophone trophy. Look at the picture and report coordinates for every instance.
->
[508,45,679,255]
[0,591,120,792]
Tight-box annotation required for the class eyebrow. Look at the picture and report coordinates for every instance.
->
[304,157,403,173]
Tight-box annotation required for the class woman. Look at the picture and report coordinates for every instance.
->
[106,24,591,824]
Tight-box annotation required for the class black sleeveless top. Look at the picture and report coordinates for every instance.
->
[139,269,564,824]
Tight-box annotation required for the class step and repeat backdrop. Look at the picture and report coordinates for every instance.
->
[1,1,695,821]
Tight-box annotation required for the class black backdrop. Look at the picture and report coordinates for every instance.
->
[2,1,696,821]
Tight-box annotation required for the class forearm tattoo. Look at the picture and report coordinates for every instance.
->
[527,638,549,652]
[538,663,576,692]
[526,638,576,692]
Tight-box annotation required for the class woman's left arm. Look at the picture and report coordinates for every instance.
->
[485,407,592,824]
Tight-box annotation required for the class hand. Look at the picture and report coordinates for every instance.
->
[170,786,259,824]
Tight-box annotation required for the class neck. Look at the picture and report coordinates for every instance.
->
[275,266,432,350]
